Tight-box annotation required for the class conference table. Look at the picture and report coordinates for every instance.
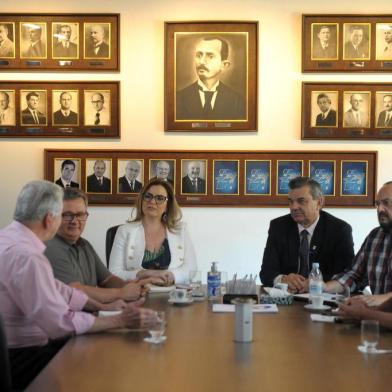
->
[26,293,392,392]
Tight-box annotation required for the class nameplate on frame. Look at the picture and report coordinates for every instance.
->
[25,127,42,133]
[0,60,9,66]
[89,61,104,66]
[191,123,208,128]
[215,123,232,128]
[317,62,332,68]
[382,62,392,68]
[381,129,392,136]
[88,128,105,134]
[26,61,41,66]
[315,128,332,137]
[58,61,73,67]
[349,129,365,136]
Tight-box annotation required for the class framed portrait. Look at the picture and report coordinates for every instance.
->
[165,21,258,132]
[54,158,81,189]
[52,90,79,126]
[0,81,119,138]
[20,89,48,126]
[117,159,144,194]
[213,160,239,195]
[52,22,79,59]
[44,149,376,207]
[0,90,16,126]
[0,22,15,58]
[276,160,303,195]
[149,159,176,191]
[341,161,368,196]
[181,159,207,195]
[303,15,392,72]
[0,14,119,71]
[309,160,335,196]
[85,158,112,194]
[302,82,392,140]
[244,160,271,195]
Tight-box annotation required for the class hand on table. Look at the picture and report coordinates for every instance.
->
[281,274,307,293]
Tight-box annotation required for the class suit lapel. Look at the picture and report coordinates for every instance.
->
[309,213,325,265]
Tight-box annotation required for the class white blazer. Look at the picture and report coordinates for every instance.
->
[109,221,197,284]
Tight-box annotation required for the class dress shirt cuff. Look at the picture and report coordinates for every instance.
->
[273,275,284,286]
[69,287,90,311]
[73,312,96,335]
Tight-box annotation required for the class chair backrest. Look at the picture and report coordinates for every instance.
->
[0,315,12,392]
[105,225,120,267]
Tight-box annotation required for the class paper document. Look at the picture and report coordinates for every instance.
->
[212,304,278,313]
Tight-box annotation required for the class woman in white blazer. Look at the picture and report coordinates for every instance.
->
[109,178,197,285]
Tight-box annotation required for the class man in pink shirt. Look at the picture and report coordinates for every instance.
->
[0,180,157,390]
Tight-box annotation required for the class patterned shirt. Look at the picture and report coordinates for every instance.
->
[335,227,392,294]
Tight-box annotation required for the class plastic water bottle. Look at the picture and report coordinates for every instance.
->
[207,261,221,300]
[308,262,323,303]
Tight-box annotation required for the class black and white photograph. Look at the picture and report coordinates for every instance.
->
[376,23,392,60]
[311,91,338,127]
[20,90,47,126]
[84,90,111,126]
[343,23,370,61]
[54,158,80,188]
[84,22,111,59]
[52,90,79,126]
[118,159,144,193]
[0,90,16,126]
[181,159,207,194]
[52,22,79,59]
[311,23,338,60]
[20,22,47,59]
[342,91,370,128]
[86,159,112,193]
[149,159,175,188]
[375,92,392,128]
[0,22,15,58]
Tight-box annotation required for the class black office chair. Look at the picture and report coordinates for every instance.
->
[105,225,120,267]
[0,315,12,392]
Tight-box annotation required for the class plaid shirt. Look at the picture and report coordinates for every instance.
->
[336,227,392,294]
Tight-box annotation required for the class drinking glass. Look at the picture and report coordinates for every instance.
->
[360,320,379,352]
[189,270,203,297]
[219,271,228,296]
[147,311,166,344]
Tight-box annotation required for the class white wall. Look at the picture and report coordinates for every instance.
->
[1,0,390,280]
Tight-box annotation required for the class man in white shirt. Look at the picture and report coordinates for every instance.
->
[0,91,15,125]
[85,92,110,126]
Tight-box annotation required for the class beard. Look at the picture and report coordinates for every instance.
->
[378,212,392,232]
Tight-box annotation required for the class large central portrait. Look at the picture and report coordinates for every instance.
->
[164,21,258,132]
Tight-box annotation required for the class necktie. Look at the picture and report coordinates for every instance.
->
[299,230,309,277]
[203,91,214,113]
[355,112,360,126]
[33,110,39,124]
[191,179,197,192]
[98,178,103,185]
[385,112,391,126]
[66,183,70,188]
[95,112,100,125]
[0,112,3,124]
[130,181,134,191]
[321,113,326,120]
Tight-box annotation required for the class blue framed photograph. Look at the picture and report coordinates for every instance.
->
[277,160,303,195]
[309,160,335,196]
[245,160,271,195]
[341,161,367,196]
[213,160,239,195]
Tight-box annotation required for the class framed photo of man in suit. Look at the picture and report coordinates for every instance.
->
[376,23,392,61]
[54,158,81,189]
[343,23,370,61]
[342,91,370,128]
[52,90,79,126]
[311,23,338,61]
[276,161,303,195]
[341,161,367,196]
[85,158,112,194]
[84,90,111,126]
[52,22,79,59]
[375,91,392,128]
[0,90,16,126]
[84,23,111,59]
[118,159,144,194]
[0,22,15,58]
[149,159,176,191]
[20,22,47,59]
[181,159,207,195]
[165,21,258,132]
[311,91,338,127]
[20,90,47,126]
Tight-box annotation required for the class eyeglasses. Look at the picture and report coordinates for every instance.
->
[143,192,168,204]
[375,199,392,208]
[62,212,89,221]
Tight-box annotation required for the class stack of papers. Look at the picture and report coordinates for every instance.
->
[212,304,278,313]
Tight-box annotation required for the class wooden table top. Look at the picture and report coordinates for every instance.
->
[26,294,392,392]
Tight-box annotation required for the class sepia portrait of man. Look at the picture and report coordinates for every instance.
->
[311,91,338,127]
[52,90,78,126]
[20,22,47,59]
[376,23,392,61]
[375,92,392,128]
[343,23,370,60]
[342,91,370,128]
[0,90,15,126]
[0,22,15,58]
[311,23,338,60]
[84,90,111,126]
[84,23,110,59]
[52,22,79,59]
[20,90,47,126]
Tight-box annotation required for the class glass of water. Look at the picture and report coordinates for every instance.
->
[189,270,203,297]
[146,311,166,344]
[360,320,379,353]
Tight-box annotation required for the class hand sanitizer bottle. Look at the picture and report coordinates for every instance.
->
[207,261,221,300]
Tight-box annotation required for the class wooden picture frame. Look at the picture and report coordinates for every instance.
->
[302,82,392,140]
[44,149,377,207]
[0,81,120,138]
[0,13,119,71]
[164,21,258,132]
[303,14,392,72]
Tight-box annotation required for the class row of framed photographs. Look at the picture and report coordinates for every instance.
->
[0,14,119,70]
[44,149,377,207]
[302,82,392,140]
[303,15,392,72]
[0,82,119,137]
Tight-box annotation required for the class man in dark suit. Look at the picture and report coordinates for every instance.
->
[260,176,354,292]
[53,91,78,125]
[85,24,109,58]
[176,36,245,121]
[55,160,79,188]
[344,25,369,59]
[21,91,46,125]
[312,25,337,59]
[182,161,206,194]
[315,92,337,126]
[377,94,392,128]
[53,24,78,58]
[87,160,111,193]
[118,160,143,193]
[150,160,174,188]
